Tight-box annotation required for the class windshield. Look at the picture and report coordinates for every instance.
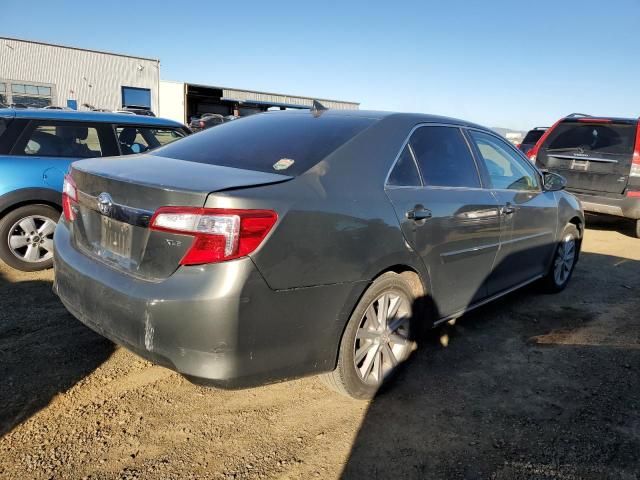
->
[543,122,636,155]
[153,112,376,176]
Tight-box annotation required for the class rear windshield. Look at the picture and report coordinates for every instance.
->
[153,112,375,175]
[543,121,636,155]
[522,129,545,144]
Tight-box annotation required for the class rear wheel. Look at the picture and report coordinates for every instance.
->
[635,219,640,239]
[322,272,417,400]
[541,224,579,293]
[0,204,59,272]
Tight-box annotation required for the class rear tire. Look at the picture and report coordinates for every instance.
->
[0,204,59,272]
[321,272,417,400]
[634,219,640,239]
[540,224,580,293]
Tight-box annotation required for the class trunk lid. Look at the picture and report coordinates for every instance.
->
[68,154,291,280]
[536,119,637,194]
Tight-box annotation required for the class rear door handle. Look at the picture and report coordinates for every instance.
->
[406,205,432,221]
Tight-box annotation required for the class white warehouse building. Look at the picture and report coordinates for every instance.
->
[0,37,160,112]
[0,37,358,122]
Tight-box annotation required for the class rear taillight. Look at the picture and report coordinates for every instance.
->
[199,120,205,128]
[626,190,640,197]
[62,174,78,222]
[150,207,278,265]
[631,120,640,178]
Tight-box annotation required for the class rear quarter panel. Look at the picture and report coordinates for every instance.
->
[203,116,430,291]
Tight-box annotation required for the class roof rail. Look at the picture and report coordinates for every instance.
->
[566,113,591,118]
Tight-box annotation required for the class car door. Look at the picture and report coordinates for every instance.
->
[467,129,557,294]
[385,125,502,318]
[10,120,117,192]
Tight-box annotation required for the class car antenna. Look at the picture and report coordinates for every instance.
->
[310,100,329,117]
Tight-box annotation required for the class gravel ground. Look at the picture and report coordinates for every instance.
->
[0,217,638,479]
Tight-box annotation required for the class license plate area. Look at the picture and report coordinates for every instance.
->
[570,159,590,171]
[99,216,133,259]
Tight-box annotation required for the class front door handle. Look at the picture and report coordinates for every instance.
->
[501,203,515,215]
[406,205,432,221]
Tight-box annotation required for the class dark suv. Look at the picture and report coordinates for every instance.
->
[528,114,640,237]
[518,127,547,153]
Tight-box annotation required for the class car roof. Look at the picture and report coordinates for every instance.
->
[0,108,185,127]
[262,108,490,130]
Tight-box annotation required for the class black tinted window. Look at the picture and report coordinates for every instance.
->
[409,126,480,188]
[544,122,635,155]
[522,129,545,144]
[154,113,375,175]
[387,145,421,186]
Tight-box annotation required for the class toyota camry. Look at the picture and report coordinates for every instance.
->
[54,109,583,399]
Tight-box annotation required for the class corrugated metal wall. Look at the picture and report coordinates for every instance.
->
[221,88,359,110]
[0,37,159,112]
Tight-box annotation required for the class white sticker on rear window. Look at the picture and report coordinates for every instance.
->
[273,158,295,171]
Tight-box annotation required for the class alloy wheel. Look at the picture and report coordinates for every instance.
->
[7,215,56,264]
[353,291,412,386]
[553,234,576,286]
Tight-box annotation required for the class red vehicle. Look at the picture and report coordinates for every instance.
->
[528,113,640,237]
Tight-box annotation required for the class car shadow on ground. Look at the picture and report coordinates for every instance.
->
[341,251,640,479]
[585,213,637,238]
[0,268,114,437]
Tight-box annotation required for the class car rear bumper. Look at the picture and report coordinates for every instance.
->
[572,192,640,220]
[53,222,367,388]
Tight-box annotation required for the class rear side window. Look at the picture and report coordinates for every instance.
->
[154,113,375,175]
[387,145,421,187]
[544,122,636,155]
[22,124,103,158]
[116,126,185,155]
[409,126,480,188]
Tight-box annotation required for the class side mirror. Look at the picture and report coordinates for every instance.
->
[542,171,567,191]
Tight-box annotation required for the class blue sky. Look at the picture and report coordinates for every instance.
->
[3,0,639,130]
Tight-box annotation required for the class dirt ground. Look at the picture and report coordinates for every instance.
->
[0,216,638,480]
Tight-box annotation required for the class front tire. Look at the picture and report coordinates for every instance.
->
[541,224,580,293]
[322,272,417,400]
[0,204,59,272]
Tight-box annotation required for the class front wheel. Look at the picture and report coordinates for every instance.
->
[540,224,580,293]
[321,272,417,400]
[0,204,59,272]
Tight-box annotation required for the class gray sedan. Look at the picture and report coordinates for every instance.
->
[53,110,583,399]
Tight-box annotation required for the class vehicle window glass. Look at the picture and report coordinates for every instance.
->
[116,126,184,155]
[22,124,103,158]
[387,145,421,187]
[522,130,546,144]
[0,83,6,105]
[154,113,375,176]
[409,126,480,188]
[543,122,635,155]
[470,130,539,191]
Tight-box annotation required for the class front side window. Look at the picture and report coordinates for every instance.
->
[470,130,539,191]
[22,124,103,158]
[409,126,481,188]
[116,126,185,155]
[387,145,421,187]
[0,83,6,105]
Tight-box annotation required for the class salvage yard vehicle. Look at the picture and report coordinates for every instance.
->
[528,113,640,237]
[0,108,190,271]
[53,109,584,399]
[518,126,547,153]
